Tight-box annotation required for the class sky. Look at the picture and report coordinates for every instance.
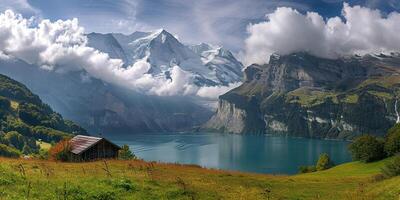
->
[1,0,400,98]
[1,0,400,51]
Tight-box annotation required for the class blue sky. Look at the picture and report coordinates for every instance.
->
[1,0,400,51]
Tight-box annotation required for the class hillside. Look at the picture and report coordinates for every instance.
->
[0,58,213,134]
[205,53,400,138]
[0,74,86,157]
[0,157,398,199]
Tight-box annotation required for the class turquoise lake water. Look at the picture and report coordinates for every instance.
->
[110,133,351,175]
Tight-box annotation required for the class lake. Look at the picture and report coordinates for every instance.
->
[110,132,351,175]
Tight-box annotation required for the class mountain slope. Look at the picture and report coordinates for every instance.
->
[0,74,86,156]
[189,43,243,85]
[204,52,400,138]
[87,33,129,64]
[0,29,242,135]
[0,58,212,134]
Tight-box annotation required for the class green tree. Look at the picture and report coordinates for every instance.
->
[348,135,385,162]
[381,155,400,178]
[384,124,400,156]
[118,145,136,160]
[0,144,21,158]
[4,131,25,150]
[316,153,334,171]
[298,165,316,173]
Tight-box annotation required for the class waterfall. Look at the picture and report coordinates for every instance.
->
[396,99,400,123]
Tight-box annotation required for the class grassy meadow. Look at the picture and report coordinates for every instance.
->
[0,157,399,200]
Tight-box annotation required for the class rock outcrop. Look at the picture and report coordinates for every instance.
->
[204,52,400,139]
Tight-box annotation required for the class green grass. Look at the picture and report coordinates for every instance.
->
[358,75,400,89]
[286,88,338,107]
[36,140,52,150]
[343,94,359,104]
[0,157,399,200]
[9,100,19,110]
[367,91,393,100]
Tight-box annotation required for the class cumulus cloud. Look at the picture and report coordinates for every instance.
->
[244,3,400,65]
[196,82,241,99]
[0,10,234,99]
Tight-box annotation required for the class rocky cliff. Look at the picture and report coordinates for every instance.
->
[204,52,400,139]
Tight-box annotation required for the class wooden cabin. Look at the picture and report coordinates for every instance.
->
[69,135,121,161]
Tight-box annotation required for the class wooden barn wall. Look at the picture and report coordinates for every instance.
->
[71,140,120,161]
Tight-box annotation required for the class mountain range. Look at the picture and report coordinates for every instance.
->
[0,29,244,134]
[87,29,243,87]
[204,52,400,139]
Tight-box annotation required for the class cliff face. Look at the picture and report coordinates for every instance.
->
[204,53,400,139]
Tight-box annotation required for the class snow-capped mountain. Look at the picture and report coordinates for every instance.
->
[87,33,129,64]
[87,29,243,86]
[189,43,243,85]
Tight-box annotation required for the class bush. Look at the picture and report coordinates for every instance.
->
[89,190,116,200]
[316,153,334,171]
[384,124,400,156]
[3,131,25,150]
[31,126,71,143]
[36,148,49,160]
[0,144,21,158]
[381,155,400,178]
[49,139,71,161]
[2,118,32,136]
[299,165,316,173]
[112,179,136,191]
[349,135,385,162]
[118,145,136,160]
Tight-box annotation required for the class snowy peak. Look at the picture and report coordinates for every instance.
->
[87,29,244,86]
[189,43,243,84]
[189,43,214,55]
[86,32,128,63]
[144,29,200,65]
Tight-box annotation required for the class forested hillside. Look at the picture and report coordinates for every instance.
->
[0,74,86,157]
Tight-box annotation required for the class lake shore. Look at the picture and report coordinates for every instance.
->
[109,132,351,174]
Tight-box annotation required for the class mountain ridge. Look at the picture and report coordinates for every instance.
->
[87,29,243,87]
[204,52,400,138]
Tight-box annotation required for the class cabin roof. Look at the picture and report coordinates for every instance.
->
[69,135,121,155]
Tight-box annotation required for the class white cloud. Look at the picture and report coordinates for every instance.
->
[196,82,241,99]
[0,10,235,100]
[244,3,400,65]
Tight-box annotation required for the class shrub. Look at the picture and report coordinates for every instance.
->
[0,144,21,158]
[3,131,25,150]
[40,148,49,159]
[299,165,316,173]
[89,190,116,200]
[31,126,71,143]
[381,155,400,178]
[112,179,136,191]
[0,96,10,110]
[316,153,334,171]
[384,124,400,156]
[348,135,385,162]
[49,139,71,161]
[118,145,136,160]
[2,118,32,136]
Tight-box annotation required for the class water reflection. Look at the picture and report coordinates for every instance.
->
[110,133,351,174]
